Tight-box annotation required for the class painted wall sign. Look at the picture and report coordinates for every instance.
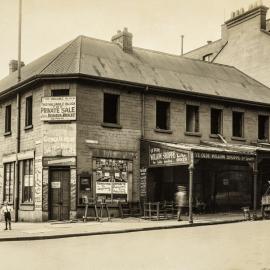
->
[140,168,147,197]
[41,96,76,121]
[194,152,255,162]
[149,146,189,166]
[51,182,61,189]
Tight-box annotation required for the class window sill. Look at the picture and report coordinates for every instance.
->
[209,134,223,139]
[24,125,33,131]
[185,131,202,137]
[19,203,34,211]
[154,128,173,134]
[4,131,12,137]
[101,122,122,129]
[257,139,269,143]
[231,136,246,142]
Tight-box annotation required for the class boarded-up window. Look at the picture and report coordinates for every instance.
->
[103,93,119,124]
[186,105,199,132]
[156,101,170,130]
[258,115,269,140]
[232,111,244,137]
[211,108,222,135]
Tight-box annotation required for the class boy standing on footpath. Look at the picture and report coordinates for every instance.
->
[175,186,187,221]
[1,201,13,230]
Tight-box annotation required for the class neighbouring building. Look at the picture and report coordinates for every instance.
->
[1,28,270,222]
[184,2,270,88]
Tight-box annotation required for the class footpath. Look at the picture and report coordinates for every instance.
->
[0,212,253,242]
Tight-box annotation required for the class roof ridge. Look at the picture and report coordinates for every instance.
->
[78,36,83,73]
[183,39,223,55]
[39,36,80,74]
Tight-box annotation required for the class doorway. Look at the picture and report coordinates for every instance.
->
[49,168,70,220]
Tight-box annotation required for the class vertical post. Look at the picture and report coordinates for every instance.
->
[253,161,258,220]
[188,164,194,224]
[181,35,184,56]
[18,0,22,82]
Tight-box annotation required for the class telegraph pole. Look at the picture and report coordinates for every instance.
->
[18,0,22,82]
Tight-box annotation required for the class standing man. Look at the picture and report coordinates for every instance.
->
[1,201,13,230]
[175,186,187,221]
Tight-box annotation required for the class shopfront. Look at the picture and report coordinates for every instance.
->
[140,140,263,222]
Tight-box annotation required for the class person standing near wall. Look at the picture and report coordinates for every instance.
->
[1,201,13,230]
[175,186,187,221]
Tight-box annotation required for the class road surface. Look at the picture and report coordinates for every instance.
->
[1,220,270,270]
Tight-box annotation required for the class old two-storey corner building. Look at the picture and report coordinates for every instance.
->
[184,3,270,88]
[1,28,270,222]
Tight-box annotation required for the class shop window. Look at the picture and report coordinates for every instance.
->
[156,101,170,130]
[5,105,12,133]
[103,93,119,124]
[186,105,199,132]
[211,108,222,135]
[232,111,244,137]
[22,159,34,203]
[258,115,269,140]
[25,96,33,127]
[3,162,15,203]
[78,176,92,205]
[51,89,69,96]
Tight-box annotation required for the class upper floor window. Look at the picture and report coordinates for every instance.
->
[3,162,15,203]
[51,89,69,96]
[186,105,199,133]
[25,96,33,127]
[211,108,222,135]
[5,105,11,134]
[258,115,269,141]
[232,111,244,138]
[103,93,119,124]
[156,101,170,130]
[202,53,213,62]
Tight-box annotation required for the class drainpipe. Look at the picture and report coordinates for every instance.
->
[141,86,147,138]
[14,0,22,222]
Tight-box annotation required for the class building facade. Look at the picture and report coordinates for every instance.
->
[184,3,270,88]
[1,29,270,221]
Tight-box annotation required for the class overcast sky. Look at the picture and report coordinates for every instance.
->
[0,0,270,80]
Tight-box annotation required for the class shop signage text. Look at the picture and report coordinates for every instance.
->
[149,146,189,166]
[41,96,76,121]
[140,168,147,197]
[96,182,128,194]
[194,152,255,162]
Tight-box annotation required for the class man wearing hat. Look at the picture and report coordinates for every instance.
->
[175,186,187,221]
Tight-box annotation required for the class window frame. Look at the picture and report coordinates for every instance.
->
[232,111,244,138]
[155,100,171,131]
[3,162,15,203]
[186,104,200,133]
[25,95,33,128]
[210,108,223,135]
[258,114,269,141]
[5,104,12,134]
[21,159,34,204]
[103,93,120,125]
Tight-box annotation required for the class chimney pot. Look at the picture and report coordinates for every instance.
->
[111,28,133,53]
[9,60,25,74]
[207,40,212,44]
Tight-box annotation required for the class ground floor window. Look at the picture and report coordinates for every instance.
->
[22,159,34,203]
[3,162,15,203]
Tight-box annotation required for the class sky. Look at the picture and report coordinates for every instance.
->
[0,0,270,80]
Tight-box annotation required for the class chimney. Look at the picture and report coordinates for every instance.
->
[207,40,212,44]
[111,27,133,53]
[9,60,25,74]
[225,3,268,30]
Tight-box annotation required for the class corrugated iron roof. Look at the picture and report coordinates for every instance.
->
[1,35,270,105]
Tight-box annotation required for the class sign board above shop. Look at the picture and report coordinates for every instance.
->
[41,96,76,121]
[149,145,189,167]
[194,151,255,162]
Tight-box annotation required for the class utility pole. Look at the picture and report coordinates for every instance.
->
[18,0,22,82]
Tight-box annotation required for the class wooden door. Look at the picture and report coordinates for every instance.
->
[50,169,70,220]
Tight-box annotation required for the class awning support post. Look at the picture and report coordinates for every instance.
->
[188,163,194,224]
[253,161,258,220]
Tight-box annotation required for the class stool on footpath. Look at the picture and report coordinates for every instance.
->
[241,206,251,220]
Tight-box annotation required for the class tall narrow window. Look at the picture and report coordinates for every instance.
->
[211,108,222,135]
[22,159,34,203]
[232,111,244,138]
[3,162,15,203]
[51,89,69,96]
[25,96,33,127]
[258,115,269,140]
[5,105,11,133]
[103,93,119,124]
[156,101,170,130]
[186,105,199,132]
